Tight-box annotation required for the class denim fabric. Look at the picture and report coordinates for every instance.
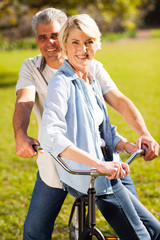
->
[23,172,67,240]
[120,173,137,198]
[97,179,160,240]
[67,180,160,240]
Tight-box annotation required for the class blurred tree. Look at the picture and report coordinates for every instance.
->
[0,0,159,40]
[76,0,141,32]
[0,0,34,39]
[139,0,160,27]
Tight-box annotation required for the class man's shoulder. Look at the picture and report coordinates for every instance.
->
[88,59,103,72]
[89,58,102,66]
[22,54,42,68]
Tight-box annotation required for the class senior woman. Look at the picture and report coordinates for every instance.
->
[41,14,160,240]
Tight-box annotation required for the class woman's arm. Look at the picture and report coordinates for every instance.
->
[60,145,130,180]
[115,140,137,154]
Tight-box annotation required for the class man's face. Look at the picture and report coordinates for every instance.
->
[36,21,63,67]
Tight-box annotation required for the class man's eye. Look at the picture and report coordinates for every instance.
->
[51,33,58,39]
[38,36,46,41]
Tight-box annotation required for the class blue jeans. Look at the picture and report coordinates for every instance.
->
[120,173,137,198]
[23,172,67,240]
[67,179,160,240]
[23,172,137,240]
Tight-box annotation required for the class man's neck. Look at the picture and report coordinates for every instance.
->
[46,57,65,70]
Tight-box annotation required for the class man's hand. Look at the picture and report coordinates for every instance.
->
[15,133,40,158]
[136,135,159,161]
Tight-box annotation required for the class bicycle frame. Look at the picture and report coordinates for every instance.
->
[35,146,143,240]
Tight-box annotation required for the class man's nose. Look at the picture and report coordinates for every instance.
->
[48,38,55,44]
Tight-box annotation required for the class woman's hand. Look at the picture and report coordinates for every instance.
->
[96,161,130,180]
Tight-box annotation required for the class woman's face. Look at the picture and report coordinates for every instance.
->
[66,28,98,74]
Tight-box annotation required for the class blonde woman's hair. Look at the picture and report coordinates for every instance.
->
[58,14,101,55]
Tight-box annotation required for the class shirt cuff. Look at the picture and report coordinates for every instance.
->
[41,134,74,158]
[113,135,127,152]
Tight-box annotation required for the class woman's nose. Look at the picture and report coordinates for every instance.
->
[79,44,87,52]
[83,45,87,52]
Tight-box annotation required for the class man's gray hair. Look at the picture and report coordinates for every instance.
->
[31,8,67,37]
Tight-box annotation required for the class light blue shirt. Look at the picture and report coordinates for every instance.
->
[41,60,123,195]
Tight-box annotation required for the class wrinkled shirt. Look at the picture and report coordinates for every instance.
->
[41,60,124,194]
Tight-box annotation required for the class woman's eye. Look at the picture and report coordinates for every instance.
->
[86,40,94,45]
[72,41,79,44]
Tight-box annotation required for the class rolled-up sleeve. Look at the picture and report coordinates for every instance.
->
[92,60,117,95]
[16,59,36,93]
[111,124,126,151]
[41,74,74,157]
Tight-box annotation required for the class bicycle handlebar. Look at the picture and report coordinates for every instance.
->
[34,146,144,177]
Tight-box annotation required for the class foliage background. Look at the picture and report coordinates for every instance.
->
[0,0,160,41]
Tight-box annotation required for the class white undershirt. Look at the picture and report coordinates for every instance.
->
[86,81,105,147]
[45,64,57,78]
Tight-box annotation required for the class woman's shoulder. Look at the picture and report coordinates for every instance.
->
[48,67,73,99]
[49,70,69,87]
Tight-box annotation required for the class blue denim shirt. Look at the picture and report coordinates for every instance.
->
[41,60,123,195]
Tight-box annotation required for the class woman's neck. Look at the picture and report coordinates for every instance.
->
[71,65,88,82]
[77,71,88,82]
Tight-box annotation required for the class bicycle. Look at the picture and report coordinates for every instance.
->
[35,146,143,240]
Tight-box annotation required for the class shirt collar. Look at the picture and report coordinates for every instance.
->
[60,59,95,84]
[35,55,46,72]
[59,60,79,81]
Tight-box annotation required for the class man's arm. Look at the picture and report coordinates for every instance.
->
[13,89,40,158]
[104,89,159,160]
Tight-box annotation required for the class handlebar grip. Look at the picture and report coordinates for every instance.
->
[32,145,43,152]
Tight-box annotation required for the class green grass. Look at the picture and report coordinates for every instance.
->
[0,37,160,239]
[151,28,160,39]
